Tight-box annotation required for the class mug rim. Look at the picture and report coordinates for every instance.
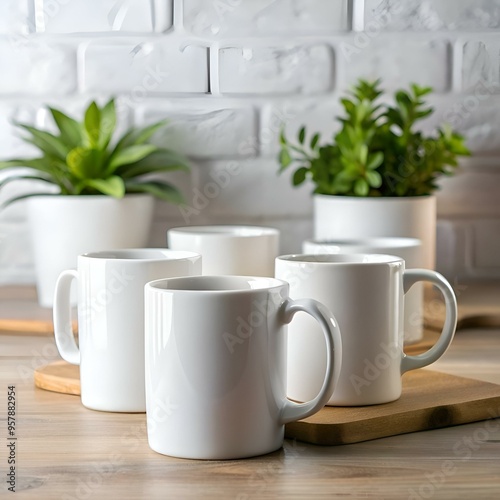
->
[276,253,404,265]
[303,237,422,250]
[80,248,201,263]
[167,225,279,238]
[146,275,286,293]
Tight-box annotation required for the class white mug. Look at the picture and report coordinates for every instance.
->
[167,225,279,276]
[53,249,201,412]
[303,237,424,344]
[144,275,342,459]
[275,254,457,406]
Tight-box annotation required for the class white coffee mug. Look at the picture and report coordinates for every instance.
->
[53,249,201,412]
[303,237,424,344]
[167,225,279,276]
[144,275,342,459]
[275,254,457,406]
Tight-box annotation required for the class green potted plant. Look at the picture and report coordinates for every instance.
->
[278,79,470,269]
[0,98,189,307]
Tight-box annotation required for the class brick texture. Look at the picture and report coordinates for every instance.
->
[219,44,334,95]
[0,0,498,282]
[35,0,172,33]
[365,0,500,31]
[183,0,349,37]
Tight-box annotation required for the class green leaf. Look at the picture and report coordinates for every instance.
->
[0,174,53,190]
[0,192,59,210]
[99,99,116,149]
[83,176,125,198]
[125,180,184,204]
[0,158,53,174]
[66,147,103,179]
[279,128,288,146]
[49,107,82,147]
[310,133,320,150]
[107,144,158,173]
[366,170,382,188]
[359,144,368,165]
[411,84,433,97]
[278,148,292,170]
[113,120,168,154]
[84,101,101,147]
[366,152,384,170]
[133,120,168,146]
[354,178,369,196]
[16,124,70,160]
[298,126,306,145]
[117,150,189,178]
[292,167,308,186]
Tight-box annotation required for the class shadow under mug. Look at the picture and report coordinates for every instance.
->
[144,275,342,459]
[52,249,202,412]
[275,253,458,406]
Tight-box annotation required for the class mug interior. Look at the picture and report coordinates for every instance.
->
[305,237,421,251]
[83,249,199,261]
[168,225,278,238]
[277,253,403,264]
[148,275,284,292]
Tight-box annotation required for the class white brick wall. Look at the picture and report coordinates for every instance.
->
[0,0,499,283]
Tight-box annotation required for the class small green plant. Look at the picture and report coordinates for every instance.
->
[278,79,470,197]
[0,99,189,206]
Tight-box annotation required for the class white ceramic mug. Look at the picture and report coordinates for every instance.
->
[144,275,342,459]
[167,225,279,276]
[53,249,201,412]
[303,237,424,344]
[275,254,457,406]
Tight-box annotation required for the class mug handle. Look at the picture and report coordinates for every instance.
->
[401,269,457,374]
[53,270,80,366]
[278,298,342,425]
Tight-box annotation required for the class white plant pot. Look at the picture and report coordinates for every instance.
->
[314,194,436,269]
[27,194,155,308]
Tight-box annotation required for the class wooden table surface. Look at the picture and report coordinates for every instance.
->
[1,286,500,499]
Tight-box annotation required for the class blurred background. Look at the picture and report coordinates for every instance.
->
[0,0,499,285]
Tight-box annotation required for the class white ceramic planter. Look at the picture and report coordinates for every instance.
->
[314,195,436,269]
[27,194,155,307]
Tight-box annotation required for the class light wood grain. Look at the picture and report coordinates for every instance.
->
[0,285,77,334]
[1,285,500,499]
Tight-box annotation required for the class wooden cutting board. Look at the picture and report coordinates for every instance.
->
[285,370,500,445]
[34,360,80,396]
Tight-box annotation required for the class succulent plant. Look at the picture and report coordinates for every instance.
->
[0,99,189,206]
